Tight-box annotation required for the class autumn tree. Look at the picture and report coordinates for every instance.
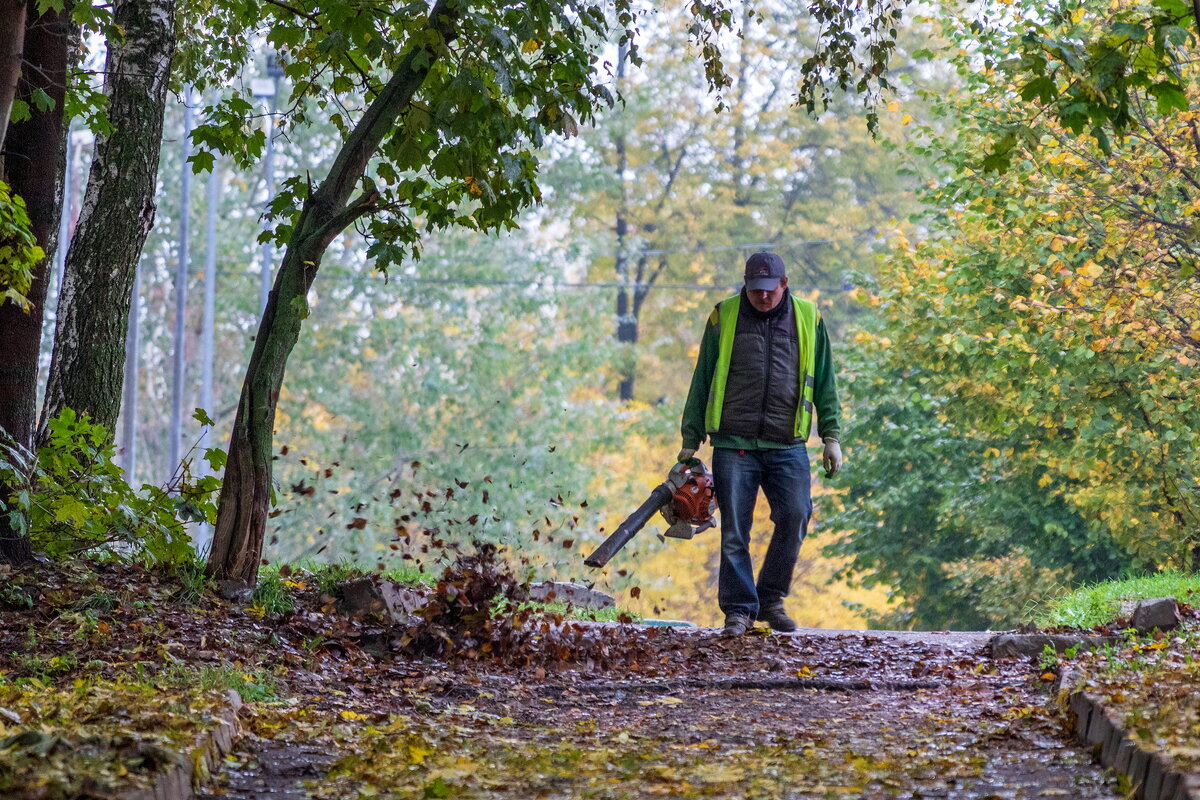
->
[182,0,751,586]
[827,1,1200,626]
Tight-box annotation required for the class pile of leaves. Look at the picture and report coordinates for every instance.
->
[391,543,669,672]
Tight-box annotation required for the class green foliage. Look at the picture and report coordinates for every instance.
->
[797,0,909,132]
[1035,571,1200,629]
[982,0,1194,157]
[0,180,45,310]
[823,344,1126,630]
[0,410,223,565]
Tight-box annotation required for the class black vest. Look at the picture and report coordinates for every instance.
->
[718,295,802,443]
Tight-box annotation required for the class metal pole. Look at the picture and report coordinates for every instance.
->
[53,124,72,293]
[194,158,220,555]
[200,161,219,448]
[121,266,140,482]
[169,88,193,477]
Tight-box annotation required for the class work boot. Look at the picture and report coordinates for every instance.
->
[757,600,797,633]
[722,613,752,636]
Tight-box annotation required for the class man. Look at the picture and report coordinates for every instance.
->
[679,251,842,635]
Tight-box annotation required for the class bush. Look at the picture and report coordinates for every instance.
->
[0,409,223,565]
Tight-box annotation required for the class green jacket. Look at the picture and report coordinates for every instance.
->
[681,294,841,450]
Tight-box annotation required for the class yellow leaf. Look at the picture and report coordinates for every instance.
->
[521,38,541,53]
[340,710,367,721]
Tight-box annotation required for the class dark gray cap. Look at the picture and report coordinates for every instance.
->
[744,251,785,291]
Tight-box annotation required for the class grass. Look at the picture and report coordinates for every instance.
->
[1033,571,1200,629]
[158,662,281,702]
[249,572,296,615]
[261,559,435,597]
[530,600,640,623]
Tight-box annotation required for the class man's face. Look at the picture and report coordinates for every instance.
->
[746,276,788,313]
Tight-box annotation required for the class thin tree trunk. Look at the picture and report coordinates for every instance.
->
[0,2,70,564]
[613,42,636,402]
[41,0,176,437]
[206,0,458,586]
[0,0,27,159]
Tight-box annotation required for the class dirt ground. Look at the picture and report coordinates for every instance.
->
[0,561,1119,799]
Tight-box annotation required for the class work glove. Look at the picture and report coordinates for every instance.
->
[677,447,697,463]
[822,438,843,477]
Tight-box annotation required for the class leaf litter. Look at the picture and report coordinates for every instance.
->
[0,550,1123,799]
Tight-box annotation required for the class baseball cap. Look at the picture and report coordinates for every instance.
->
[744,251,785,291]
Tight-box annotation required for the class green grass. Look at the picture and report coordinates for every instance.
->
[158,663,281,702]
[1033,571,1200,629]
[249,572,295,615]
[261,559,435,597]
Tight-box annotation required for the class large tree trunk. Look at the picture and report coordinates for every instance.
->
[0,0,27,157]
[0,2,70,565]
[206,0,458,585]
[41,0,176,437]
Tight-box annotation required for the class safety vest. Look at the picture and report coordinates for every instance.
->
[704,294,818,440]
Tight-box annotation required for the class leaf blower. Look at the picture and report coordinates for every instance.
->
[584,459,717,568]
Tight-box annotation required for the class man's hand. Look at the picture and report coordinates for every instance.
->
[822,439,843,477]
[677,447,697,463]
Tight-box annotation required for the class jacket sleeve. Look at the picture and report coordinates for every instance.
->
[680,309,720,449]
[813,317,841,442]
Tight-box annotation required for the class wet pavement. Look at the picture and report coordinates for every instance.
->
[200,627,1119,799]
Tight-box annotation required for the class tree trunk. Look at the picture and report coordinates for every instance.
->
[41,0,176,437]
[0,2,70,565]
[613,42,636,403]
[206,0,458,586]
[0,0,27,159]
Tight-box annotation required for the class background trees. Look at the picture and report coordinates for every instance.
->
[825,0,1200,628]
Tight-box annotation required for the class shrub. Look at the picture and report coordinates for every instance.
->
[0,409,223,565]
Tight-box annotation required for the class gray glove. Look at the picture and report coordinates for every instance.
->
[822,438,843,477]
[677,447,697,463]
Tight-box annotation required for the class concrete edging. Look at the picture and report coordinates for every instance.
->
[1062,670,1199,800]
[119,690,243,800]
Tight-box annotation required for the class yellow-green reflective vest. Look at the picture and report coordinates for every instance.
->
[704,294,818,440]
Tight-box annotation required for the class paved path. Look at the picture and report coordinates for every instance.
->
[201,627,1117,799]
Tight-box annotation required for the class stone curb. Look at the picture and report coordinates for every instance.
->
[119,689,242,800]
[1060,668,1199,800]
[989,632,1120,658]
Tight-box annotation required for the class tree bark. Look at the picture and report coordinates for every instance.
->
[0,0,27,160]
[41,0,176,437]
[0,2,70,564]
[206,0,458,585]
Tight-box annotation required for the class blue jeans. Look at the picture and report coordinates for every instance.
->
[712,446,812,619]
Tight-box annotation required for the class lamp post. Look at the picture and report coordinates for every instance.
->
[168,87,194,477]
[251,55,284,316]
